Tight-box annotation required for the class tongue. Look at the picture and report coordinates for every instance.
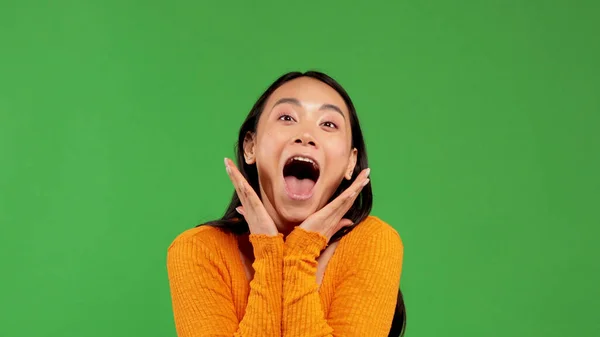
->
[285,176,315,196]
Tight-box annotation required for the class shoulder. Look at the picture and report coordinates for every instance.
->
[333,215,404,272]
[349,215,404,247]
[337,215,404,261]
[166,225,239,287]
[167,224,236,257]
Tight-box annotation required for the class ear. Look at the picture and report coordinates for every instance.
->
[344,148,358,180]
[243,131,256,164]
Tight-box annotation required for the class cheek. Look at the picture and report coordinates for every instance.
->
[255,131,286,172]
[324,138,352,169]
[256,130,283,155]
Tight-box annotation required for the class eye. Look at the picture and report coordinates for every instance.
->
[321,121,338,129]
[278,114,295,122]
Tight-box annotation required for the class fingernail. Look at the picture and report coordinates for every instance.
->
[224,158,229,167]
[224,158,231,174]
[235,206,243,214]
[362,178,370,187]
[365,168,371,177]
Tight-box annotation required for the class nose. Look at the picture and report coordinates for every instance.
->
[294,132,318,148]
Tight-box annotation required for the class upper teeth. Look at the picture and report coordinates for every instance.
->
[293,156,314,164]
[291,156,318,168]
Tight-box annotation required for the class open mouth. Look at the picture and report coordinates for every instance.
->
[283,156,320,200]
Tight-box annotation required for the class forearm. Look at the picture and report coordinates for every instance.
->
[283,227,333,337]
[281,224,404,337]
[236,233,284,337]
[168,233,284,337]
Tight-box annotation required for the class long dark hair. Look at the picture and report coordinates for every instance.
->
[200,71,406,336]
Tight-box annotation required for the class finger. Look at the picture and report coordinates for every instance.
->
[225,158,250,204]
[234,170,260,208]
[327,168,371,213]
[351,168,371,195]
[338,218,353,228]
[343,168,370,197]
[225,158,262,209]
[315,176,369,226]
[225,158,247,204]
[335,179,367,218]
[235,206,245,216]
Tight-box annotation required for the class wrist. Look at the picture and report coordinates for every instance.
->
[285,227,328,257]
[250,226,280,236]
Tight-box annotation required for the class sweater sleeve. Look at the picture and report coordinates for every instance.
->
[282,226,403,337]
[167,231,284,337]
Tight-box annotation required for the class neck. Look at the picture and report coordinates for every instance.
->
[274,219,299,238]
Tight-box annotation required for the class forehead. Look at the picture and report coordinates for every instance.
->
[264,77,348,114]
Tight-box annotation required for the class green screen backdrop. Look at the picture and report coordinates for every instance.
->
[1,1,598,336]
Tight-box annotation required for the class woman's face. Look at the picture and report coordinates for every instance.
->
[243,77,358,230]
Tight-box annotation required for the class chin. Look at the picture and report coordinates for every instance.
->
[278,203,317,224]
[274,183,335,226]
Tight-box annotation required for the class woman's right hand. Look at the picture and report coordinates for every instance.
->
[224,158,279,236]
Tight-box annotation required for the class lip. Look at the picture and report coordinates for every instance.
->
[281,153,321,201]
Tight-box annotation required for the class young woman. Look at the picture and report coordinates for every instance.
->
[167,71,406,337]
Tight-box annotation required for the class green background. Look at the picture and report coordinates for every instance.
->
[1,1,598,336]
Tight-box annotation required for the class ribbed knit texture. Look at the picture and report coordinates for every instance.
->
[167,215,403,337]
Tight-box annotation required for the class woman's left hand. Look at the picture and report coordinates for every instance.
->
[298,168,371,242]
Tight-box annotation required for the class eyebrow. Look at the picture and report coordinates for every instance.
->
[272,97,346,120]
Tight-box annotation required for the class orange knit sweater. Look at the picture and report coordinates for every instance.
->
[167,215,403,337]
